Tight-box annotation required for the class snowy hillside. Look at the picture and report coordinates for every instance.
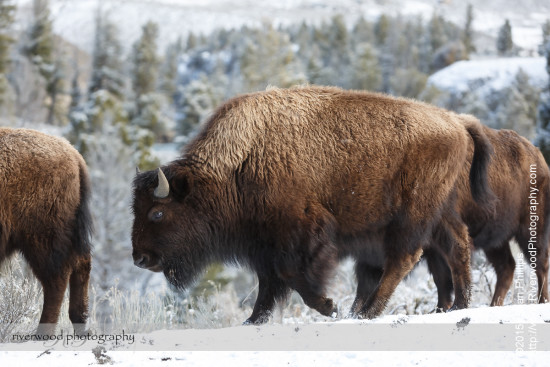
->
[428,57,547,95]
[13,0,549,53]
[1,304,549,365]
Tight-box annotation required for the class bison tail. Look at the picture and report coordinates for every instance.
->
[74,159,94,256]
[465,122,497,214]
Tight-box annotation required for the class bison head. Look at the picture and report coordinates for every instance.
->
[131,166,216,290]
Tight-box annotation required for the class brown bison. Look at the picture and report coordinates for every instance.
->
[131,86,494,323]
[0,128,93,335]
[424,118,550,309]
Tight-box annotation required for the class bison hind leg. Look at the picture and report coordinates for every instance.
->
[350,263,383,316]
[435,215,472,311]
[35,270,71,336]
[69,254,92,335]
[424,248,454,312]
[355,247,423,319]
[482,244,515,306]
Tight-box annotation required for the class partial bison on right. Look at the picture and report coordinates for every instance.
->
[425,116,550,309]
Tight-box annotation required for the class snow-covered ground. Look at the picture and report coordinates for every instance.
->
[1,304,549,365]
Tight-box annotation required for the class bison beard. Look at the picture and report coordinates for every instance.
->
[131,86,496,323]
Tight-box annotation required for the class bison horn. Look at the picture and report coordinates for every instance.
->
[136,167,141,175]
[154,168,170,198]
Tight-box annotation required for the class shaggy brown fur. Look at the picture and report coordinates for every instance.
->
[0,128,93,335]
[425,118,550,309]
[131,86,494,323]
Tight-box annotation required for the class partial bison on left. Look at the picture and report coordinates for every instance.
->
[0,128,93,335]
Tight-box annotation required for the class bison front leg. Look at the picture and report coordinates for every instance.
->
[245,274,289,325]
[350,262,383,316]
[355,247,423,319]
[291,275,338,318]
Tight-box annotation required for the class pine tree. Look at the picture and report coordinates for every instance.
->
[329,14,350,64]
[25,0,64,125]
[462,4,476,57]
[429,12,447,52]
[177,74,221,135]
[159,37,183,101]
[129,21,170,142]
[497,19,513,56]
[131,21,160,99]
[25,0,53,67]
[374,14,389,46]
[352,16,374,46]
[496,69,540,140]
[0,0,16,108]
[88,10,125,98]
[351,43,381,91]
[389,68,428,98]
[241,24,305,91]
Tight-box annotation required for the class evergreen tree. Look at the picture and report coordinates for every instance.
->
[462,4,476,57]
[25,0,64,125]
[241,24,305,91]
[429,12,447,52]
[352,16,374,46]
[0,0,15,108]
[374,14,389,46]
[351,43,381,92]
[329,14,350,65]
[131,21,160,99]
[497,19,513,56]
[69,10,158,170]
[129,21,170,142]
[389,68,428,98]
[88,10,125,98]
[177,74,222,135]
[159,37,183,101]
[496,69,540,140]
[186,32,198,51]
[25,0,53,67]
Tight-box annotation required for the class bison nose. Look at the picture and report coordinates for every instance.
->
[134,254,151,269]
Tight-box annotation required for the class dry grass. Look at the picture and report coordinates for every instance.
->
[0,247,547,341]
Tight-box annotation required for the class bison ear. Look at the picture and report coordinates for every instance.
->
[169,173,190,201]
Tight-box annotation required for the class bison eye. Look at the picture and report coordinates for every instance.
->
[152,211,164,222]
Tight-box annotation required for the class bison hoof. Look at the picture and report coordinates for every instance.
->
[73,323,89,336]
[318,298,338,318]
[447,304,467,312]
[243,313,270,326]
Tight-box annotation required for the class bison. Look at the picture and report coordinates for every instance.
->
[131,86,494,323]
[424,118,550,309]
[0,128,93,335]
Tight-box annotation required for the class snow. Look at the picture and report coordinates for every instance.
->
[2,304,549,365]
[427,57,548,95]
